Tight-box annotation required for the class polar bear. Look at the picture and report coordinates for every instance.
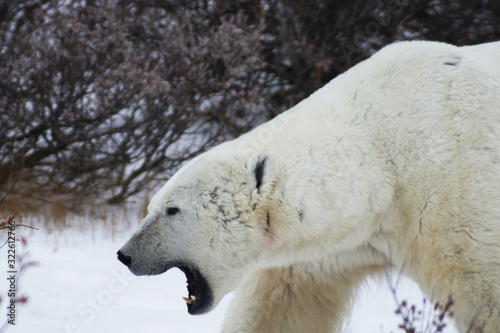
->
[118,41,500,332]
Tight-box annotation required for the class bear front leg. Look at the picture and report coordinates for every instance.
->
[221,261,366,333]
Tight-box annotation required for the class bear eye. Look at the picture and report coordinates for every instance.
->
[167,207,180,216]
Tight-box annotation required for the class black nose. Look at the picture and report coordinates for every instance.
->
[117,250,132,267]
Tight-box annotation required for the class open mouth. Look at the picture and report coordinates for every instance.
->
[176,265,213,315]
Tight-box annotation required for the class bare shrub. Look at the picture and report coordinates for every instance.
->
[0,0,498,205]
[0,0,268,204]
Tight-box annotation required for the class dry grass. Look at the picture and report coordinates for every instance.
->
[0,182,152,238]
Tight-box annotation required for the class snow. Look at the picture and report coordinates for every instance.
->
[1,213,458,333]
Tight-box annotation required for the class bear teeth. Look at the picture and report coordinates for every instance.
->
[182,295,196,304]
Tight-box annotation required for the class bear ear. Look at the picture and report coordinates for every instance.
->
[254,157,266,191]
[250,156,274,194]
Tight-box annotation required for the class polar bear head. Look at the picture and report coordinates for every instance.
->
[117,145,295,314]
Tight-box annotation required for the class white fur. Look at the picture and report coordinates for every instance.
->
[119,41,500,332]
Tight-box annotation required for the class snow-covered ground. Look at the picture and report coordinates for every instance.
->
[0,212,458,333]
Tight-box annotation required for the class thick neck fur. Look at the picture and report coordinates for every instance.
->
[231,88,397,269]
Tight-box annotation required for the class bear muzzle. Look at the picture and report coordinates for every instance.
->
[116,248,214,315]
